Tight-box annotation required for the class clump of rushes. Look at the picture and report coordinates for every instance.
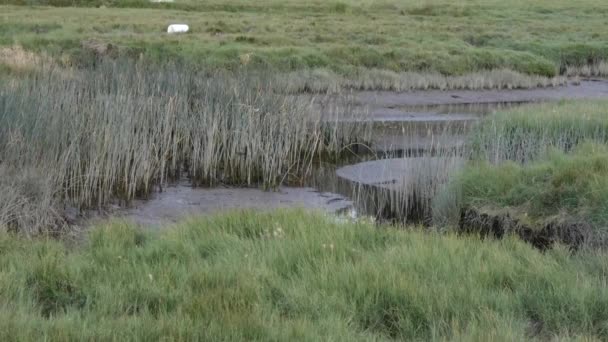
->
[469,101,608,163]
[0,59,368,233]
[566,61,608,77]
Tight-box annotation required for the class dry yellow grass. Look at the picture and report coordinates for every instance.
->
[566,62,608,77]
[0,45,55,73]
[0,46,40,71]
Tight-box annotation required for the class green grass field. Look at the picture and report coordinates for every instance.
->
[1,210,607,341]
[2,0,608,77]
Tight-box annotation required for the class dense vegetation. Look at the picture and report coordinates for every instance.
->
[1,0,608,81]
[1,1,608,339]
[1,210,607,341]
[470,101,608,162]
[432,101,608,246]
[0,59,365,234]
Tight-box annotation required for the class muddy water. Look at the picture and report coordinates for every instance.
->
[109,80,608,226]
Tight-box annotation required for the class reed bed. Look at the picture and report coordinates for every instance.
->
[566,61,608,78]
[468,101,608,163]
[0,60,368,233]
[280,68,567,94]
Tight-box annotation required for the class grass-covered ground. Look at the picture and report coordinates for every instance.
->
[454,143,608,230]
[470,100,608,162]
[1,0,608,77]
[1,210,607,341]
[433,101,608,245]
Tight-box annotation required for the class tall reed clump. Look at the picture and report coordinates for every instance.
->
[469,101,608,163]
[0,59,366,233]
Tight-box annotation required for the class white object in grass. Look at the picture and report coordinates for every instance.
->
[167,24,189,34]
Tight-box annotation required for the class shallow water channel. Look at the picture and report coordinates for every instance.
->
[108,80,608,227]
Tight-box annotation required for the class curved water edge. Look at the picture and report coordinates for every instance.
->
[83,79,608,226]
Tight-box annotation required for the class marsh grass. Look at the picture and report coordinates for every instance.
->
[469,101,608,163]
[0,166,64,236]
[433,101,608,241]
[0,59,368,233]
[4,1,608,80]
[332,100,608,238]
[0,210,607,340]
[281,68,567,94]
[0,45,55,75]
[435,143,608,246]
[566,61,608,78]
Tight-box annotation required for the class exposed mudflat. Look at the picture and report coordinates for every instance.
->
[357,79,608,108]
[111,183,353,227]
[318,80,608,122]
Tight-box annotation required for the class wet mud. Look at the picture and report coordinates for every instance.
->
[111,183,353,227]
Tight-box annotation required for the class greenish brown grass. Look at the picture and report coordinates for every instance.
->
[470,101,608,163]
[441,143,608,235]
[2,0,608,80]
[0,210,607,340]
[433,101,608,240]
[280,68,566,93]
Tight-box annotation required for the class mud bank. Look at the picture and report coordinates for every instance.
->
[459,208,596,250]
[105,184,353,227]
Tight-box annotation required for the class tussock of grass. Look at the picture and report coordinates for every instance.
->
[445,144,608,235]
[435,101,608,241]
[0,210,607,340]
[0,166,64,236]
